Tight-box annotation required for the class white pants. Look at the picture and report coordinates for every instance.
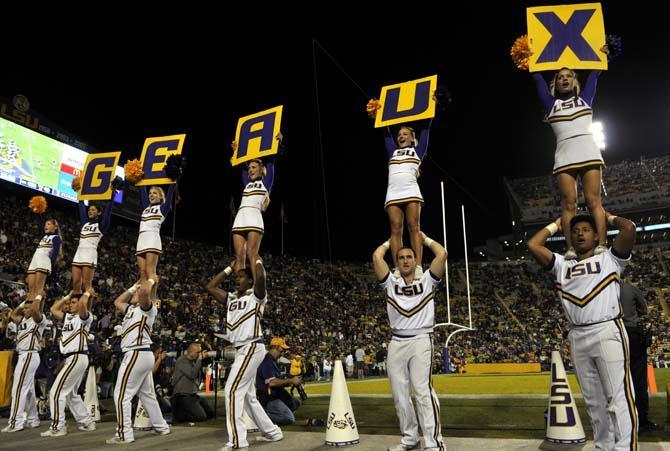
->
[113,350,169,441]
[49,354,93,431]
[387,336,445,451]
[8,352,40,429]
[225,342,280,448]
[569,319,638,451]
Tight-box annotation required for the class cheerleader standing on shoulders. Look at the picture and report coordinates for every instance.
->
[232,133,281,281]
[26,214,62,304]
[533,65,607,259]
[66,201,113,298]
[384,120,432,277]
[136,184,175,300]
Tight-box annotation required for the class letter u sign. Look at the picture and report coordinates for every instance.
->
[374,75,437,128]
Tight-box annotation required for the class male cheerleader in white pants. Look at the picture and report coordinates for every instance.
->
[3,296,47,432]
[41,291,96,436]
[528,213,638,450]
[106,282,170,444]
[207,259,282,450]
[373,232,447,451]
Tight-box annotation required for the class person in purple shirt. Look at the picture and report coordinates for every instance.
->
[383,120,432,276]
[532,59,608,259]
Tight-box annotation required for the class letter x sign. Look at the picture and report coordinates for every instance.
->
[527,3,607,72]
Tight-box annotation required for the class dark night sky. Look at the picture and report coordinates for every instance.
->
[3,4,669,262]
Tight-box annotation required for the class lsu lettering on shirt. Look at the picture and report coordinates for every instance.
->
[16,315,47,352]
[380,270,441,336]
[120,304,156,352]
[60,313,93,353]
[550,249,629,326]
[225,290,266,345]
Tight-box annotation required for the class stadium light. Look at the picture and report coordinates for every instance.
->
[591,121,606,150]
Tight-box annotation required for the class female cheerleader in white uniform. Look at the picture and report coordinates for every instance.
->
[533,67,606,258]
[136,185,175,299]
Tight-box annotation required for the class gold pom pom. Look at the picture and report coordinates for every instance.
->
[366,99,381,118]
[510,35,533,71]
[124,159,144,185]
[71,176,82,192]
[28,196,47,214]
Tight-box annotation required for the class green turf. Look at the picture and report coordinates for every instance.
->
[307,368,670,396]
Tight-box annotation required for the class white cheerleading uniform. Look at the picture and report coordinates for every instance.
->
[224,290,281,449]
[380,270,445,451]
[72,222,102,267]
[232,179,269,234]
[547,96,603,175]
[48,313,94,432]
[8,315,47,430]
[136,204,166,255]
[385,147,424,208]
[27,234,58,274]
[550,249,637,450]
[113,303,169,442]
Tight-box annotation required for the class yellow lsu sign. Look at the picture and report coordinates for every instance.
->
[527,3,607,72]
[78,151,122,201]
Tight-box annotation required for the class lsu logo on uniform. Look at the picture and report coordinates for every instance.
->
[136,134,186,186]
[231,106,283,167]
[553,97,587,113]
[527,2,607,72]
[394,283,424,297]
[79,151,121,201]
[565,261,601,279]
[375,75,437,128]
[228,300,248,312]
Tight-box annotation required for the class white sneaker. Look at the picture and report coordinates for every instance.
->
[257,431,283,442]
[106,436,135,445]
[594,244,607,255]
[564,247,577,260]
[153,427,171,436]
[388,444,420,451]
[28,422,40,428]
[78,422,96,432]
[1,425,23,433]
[40,427,67,437]
[414,266,423,278]
[218,447,249,451]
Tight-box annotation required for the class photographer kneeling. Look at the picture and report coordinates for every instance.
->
[170,342,214,423]
[256,337,303,425]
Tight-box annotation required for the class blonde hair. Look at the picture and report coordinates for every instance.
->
[247,159,267,177]
[397,126,418,147]
[150,186,166,203]
[550,68,580,98]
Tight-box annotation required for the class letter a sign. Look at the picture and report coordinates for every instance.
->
[527,3,607,72]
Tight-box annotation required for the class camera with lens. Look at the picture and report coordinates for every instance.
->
[296,383,308,401]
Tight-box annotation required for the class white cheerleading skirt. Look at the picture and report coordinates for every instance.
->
[232,207,264,234]
[28,252,51,274]
[385,172,424,209]
[136,231,163,255]
[72,246,98,267]
[553,134,604,175]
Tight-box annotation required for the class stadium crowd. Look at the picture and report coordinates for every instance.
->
[0,184,669,403]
